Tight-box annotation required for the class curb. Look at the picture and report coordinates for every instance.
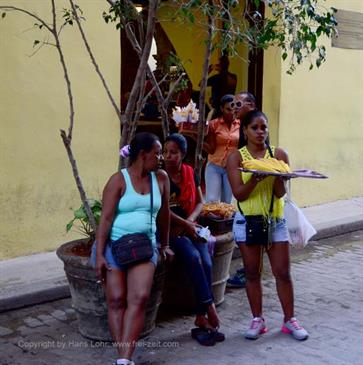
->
[0,286,70,313]
[232,219,363,259]
[311,219,363,240]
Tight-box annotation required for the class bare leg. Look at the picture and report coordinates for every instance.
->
[206,303,220,329]
[267,243,294,322]
[195,315,211,329]
[105,268,127,353]
[239,244,264,317]
[119,261,155,360]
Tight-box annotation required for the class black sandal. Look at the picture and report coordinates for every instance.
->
[191,327,216,346]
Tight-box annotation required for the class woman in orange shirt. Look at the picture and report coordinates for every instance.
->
[204,94,240,203]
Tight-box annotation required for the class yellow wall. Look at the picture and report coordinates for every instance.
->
[0,0,120,259]
[264,0,363,207]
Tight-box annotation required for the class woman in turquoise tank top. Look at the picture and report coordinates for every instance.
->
[93,133,172,365]
[227,110,309,342]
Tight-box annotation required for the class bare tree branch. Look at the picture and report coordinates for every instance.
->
[51,0,74,140]
[124,16,170,139]
[60,130,97,231]
[0,6,52,32]
[50,0,96,231]
[195,1,214,180]
[70,0,122,124]
[129,70,147,143]
[122,0,158,147]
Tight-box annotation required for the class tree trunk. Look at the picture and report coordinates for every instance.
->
[195,4,214,181]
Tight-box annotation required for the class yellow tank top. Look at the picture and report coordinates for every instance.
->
[238,146,284,218]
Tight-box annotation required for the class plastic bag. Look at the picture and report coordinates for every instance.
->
[284,183,316,246]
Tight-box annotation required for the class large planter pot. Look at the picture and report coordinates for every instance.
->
[56,239,166,341]
[161,231,235,313]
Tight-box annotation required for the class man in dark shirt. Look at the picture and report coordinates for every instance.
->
[207,55,237,116]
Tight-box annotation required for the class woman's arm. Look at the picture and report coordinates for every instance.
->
[273,148,290,198]
[95,172,124,279]
[169,181,202,240]
[187,186,204,222]
[226,150,260,202]
[203,122,216,154]
[156,169,170,248]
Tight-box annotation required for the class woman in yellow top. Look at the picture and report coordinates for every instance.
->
[227,110,309,341]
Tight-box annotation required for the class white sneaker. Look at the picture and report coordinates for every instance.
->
[245,317,267,340]
[281,317,309,340]
[116,359,135,365]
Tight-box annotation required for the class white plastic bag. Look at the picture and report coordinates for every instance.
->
[284,183,316,246]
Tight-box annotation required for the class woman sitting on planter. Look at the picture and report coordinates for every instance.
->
[91,132,172,365]
[163,133,223,344]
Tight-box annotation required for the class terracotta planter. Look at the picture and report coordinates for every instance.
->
[161,231,235,313]
[56,239,166,341]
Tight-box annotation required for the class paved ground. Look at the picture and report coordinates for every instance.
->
[1,230,362,365]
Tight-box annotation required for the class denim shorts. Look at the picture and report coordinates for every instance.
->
[90,240,159,271]
[233,211,289,245]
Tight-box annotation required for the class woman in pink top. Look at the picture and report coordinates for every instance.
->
[204,94,240,203]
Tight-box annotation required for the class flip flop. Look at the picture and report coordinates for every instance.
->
[191,327,216,346]
[210,330,225,342]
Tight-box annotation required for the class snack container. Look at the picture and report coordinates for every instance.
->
[198,215,235,235]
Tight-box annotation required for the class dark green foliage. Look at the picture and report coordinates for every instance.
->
[66,199,102,240]
[170,0,337,74]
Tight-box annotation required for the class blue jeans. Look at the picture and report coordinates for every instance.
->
[170,236,213,315]
[205,162,232,203]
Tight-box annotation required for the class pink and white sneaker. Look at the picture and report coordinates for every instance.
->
[281,317,309,340]
[245,317,268,340]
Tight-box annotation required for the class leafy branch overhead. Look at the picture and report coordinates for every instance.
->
[169,0,337,73]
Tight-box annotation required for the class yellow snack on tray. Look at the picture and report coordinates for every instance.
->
[242,158,291,173]
[201,202,236,219]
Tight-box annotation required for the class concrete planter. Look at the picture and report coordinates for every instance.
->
[56,239,166,341]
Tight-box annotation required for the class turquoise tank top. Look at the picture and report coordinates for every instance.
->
[109,169,162,245]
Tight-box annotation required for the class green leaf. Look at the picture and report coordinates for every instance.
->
[33,40,40,47]
[74,207,87,219]
[2,12,6,19]
[66,219,75,232]
[282,52,288,61]
[187,12,195,24]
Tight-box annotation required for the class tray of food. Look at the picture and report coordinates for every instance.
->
[238,168,328,179]
[198,202,236,234]
[239,158,328,179]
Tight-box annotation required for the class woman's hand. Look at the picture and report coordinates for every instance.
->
[183,220,199,240]
[159,246,174,262]
[252,173,267,183]
[95,255,111,284]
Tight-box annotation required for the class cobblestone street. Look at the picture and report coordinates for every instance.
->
[1,231,363,365]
